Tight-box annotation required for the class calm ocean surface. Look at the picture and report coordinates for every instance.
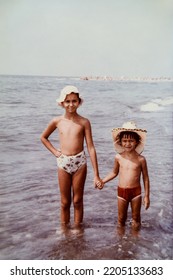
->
[0,75,172,260]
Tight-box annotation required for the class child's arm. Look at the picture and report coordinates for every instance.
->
[102,155,119,184]
[141,157,150,210]
[40,118,61,158]
[84,119,101,186]
[96,155,119,190]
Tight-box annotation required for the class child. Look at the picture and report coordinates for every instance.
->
[97,121,150,230]
[40,85,101,226]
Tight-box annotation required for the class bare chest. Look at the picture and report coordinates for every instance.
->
[120,158,141,172]
[58,120,84,138]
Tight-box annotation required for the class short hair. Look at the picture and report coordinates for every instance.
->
[76,93,82,104]
[71,92,82,104]
[119,131,141,143]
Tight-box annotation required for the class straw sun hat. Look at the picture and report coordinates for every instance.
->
[112,121,147,154]
[56,85,84,106]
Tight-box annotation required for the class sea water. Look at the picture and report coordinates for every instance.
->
[0,75,172,259]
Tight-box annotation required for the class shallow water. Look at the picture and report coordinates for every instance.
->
[0,75,172,259]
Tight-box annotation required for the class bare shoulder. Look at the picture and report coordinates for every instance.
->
[41,116,63,137]
[78,115,91,127]
[50,116,63,126]
[52,116,64,123]
[115,153,121,161]
[138,154,146,161]
[138,154,147,165]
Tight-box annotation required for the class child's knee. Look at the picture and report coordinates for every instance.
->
[61,200,71,210]
[73,198,83,209]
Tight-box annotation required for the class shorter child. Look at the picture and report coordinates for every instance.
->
[98,121,150,230]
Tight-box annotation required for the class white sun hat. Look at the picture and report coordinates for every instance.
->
[56,85,84,106]
[112,121,147,154]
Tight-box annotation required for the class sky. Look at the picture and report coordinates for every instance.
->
[0,0,173,77]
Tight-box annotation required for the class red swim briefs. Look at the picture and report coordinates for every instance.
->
[117,186,141,202]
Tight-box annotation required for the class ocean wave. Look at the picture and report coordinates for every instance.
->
[140,97,173,112]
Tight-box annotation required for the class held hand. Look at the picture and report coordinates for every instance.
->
[94,177,104,190]
[143,196,150,210]
[55,149,62,158]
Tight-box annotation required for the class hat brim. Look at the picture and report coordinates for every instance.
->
[112,128,147,154]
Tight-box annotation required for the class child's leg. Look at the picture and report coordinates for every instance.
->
[117,197,129,226]
[131,195,142,230]
[72,164,87,225]
[58,168,72,224]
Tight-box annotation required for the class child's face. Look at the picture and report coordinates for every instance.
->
[121,134,138,152]
[62,93,80,112]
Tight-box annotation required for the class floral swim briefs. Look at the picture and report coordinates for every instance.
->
[57,150,87,175]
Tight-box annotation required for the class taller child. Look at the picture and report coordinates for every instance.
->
[41,86,101,226]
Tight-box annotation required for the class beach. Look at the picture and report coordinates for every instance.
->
[0,75,172,260]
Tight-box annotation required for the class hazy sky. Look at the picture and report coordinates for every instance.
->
[0,0,173,76]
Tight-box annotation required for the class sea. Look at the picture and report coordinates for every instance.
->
[0,75,172,260]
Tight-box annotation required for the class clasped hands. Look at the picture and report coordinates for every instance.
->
[94,177,104,190]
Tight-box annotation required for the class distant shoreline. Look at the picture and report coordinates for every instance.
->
[0,74,173,82]
[80,76,173,82]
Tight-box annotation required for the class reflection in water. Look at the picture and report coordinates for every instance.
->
[48,217,173,260]
[49,221,144,260]
[49,223,87,260]
[116,221,141,238]
[60,223,85,238]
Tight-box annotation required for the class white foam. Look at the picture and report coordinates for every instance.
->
[158,97,173,106]
[158,208,163,217]
[140,102,163,112]
[140,97,173,112]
